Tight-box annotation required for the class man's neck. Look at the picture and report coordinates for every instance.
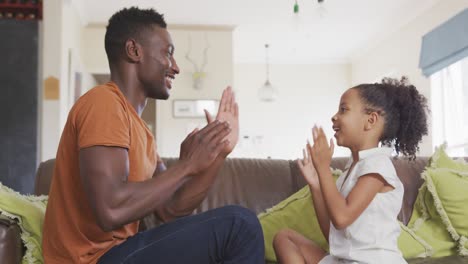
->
[110,66,147,116]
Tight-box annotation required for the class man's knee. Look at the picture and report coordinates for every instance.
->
[220,205,260,223]
[216,205,264,260]
[216,205,263,237]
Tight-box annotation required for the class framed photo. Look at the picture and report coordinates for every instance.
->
[173,99,219,118]
[67,49,83,106]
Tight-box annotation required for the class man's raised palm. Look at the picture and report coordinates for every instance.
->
[205,86,239,154]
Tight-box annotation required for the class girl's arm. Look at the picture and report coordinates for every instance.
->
[310,127,386,230]
[297,147,330,240]
[315,168,385,229]
[309,184,330,240]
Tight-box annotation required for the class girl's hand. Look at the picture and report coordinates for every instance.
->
[297,144,320,189]
[310,126,334,174]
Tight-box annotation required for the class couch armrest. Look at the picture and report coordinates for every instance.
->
[0,214,24,264]
[34,159,55,196]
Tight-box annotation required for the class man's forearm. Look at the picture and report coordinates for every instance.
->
[93,160,192,231]
[160,154,227,221]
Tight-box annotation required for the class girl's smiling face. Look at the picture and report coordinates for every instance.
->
[331,88,370,151]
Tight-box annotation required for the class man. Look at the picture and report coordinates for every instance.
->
[42,7,264,264]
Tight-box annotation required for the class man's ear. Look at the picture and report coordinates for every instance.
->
[125,39,142,63]
[365,112,379,130]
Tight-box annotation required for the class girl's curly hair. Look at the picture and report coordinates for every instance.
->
[353,77,429,160]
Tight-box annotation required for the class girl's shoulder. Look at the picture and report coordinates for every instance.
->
[356,154,399,185]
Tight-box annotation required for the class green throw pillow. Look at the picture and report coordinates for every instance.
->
[406,145,468,258]
[398,222,432,258]
[429,144,468,171]
[408,182,456,258]
[258,183,328,262]
[0,182,48,264]
[257,168,430,262]
[423,167,468,256]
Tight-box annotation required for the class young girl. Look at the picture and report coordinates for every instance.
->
[273,77,428,264]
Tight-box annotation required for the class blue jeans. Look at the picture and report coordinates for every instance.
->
[98,205,264,264]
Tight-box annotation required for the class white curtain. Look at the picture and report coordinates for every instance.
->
[430,57,468,156]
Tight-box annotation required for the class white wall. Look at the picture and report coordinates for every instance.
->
[156,27,234,157]
[351,0,468,156]
[41,0,62,161]
[61,1,94,120]
[81,25,235,157]
[82,25,109,74]
[40,1,96,161]
[233,63,351,159]
[77,1,468,159]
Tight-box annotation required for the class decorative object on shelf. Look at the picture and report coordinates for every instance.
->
[293,0,299,14]
[43,76,60,100]
[292,0,326,16]
[173,99,219,118]
[185,34,210,90]
[0,0,42,20]
[258,44,278,102]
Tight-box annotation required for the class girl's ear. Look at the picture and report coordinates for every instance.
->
[365,112,379,130]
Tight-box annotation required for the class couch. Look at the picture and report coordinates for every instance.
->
[1,156,467,263]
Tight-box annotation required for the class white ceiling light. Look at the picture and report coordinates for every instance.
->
[258,44,278,102]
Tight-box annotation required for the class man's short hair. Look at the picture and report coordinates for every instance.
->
[105,7,167,64]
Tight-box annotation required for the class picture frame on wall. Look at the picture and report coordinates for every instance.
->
[67,49,83,106]
[173,99,219,118]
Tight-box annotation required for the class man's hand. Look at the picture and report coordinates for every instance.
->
[179,120,231,174]
[204,86,239,155]
[310,125,334,174]
[297,143,320,189]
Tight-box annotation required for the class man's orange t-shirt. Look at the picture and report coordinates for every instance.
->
[42,82,158,264]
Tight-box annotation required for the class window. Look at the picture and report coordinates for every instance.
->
[430,56,468,156]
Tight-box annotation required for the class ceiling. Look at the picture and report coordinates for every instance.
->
[76,0,441,64]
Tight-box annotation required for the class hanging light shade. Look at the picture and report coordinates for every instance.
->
[259,44,278,102]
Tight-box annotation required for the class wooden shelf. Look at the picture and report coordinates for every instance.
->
[0,1,42,20]
[0,3,39,9]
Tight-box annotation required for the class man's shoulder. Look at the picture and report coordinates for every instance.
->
[73,83,125,110]
[69,82,128,123]
[81,82,122,101]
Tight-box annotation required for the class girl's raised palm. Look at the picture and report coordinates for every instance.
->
[310,126,334,173]
[297,145,320,188]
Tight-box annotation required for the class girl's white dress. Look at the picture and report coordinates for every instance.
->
[319,147,407,264]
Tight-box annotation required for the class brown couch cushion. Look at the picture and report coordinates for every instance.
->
[162,157,297,215]
[32,156,467,227]
[140,157,298,230]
